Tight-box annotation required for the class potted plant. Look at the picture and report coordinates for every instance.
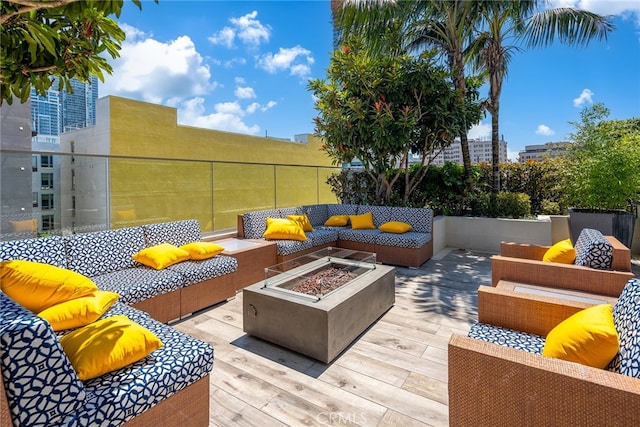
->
[561,103,640,248]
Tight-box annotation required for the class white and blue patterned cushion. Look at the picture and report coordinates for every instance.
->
[66,227,146,277]
[607,278,640,377]
[390,207,433,233]
[90,267,184,305]
[72,309,214,426]
[302,204,329,227]
[166,255,238,286]
[327,204,359,217]
[0,236,68,268]
[143,220,202,247]
[338,228,382,244]
[467,322,545,354]
[274,239,314,257]
[375,231,431,249]
[306,229,339,247]
[574,228,613,270]
[1,293,86,427]
[278,207,303,217]
[357,205,392,227]
[243,208,281,239]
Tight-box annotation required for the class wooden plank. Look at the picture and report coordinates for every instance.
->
[402,372,448,405]
[209,387,287,427]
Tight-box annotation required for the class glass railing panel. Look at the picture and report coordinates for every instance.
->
[212,163,275,231]
[110,158,212,230]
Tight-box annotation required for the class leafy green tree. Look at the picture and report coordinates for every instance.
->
[309,39,481,205]
[333,0,485,199]
[562,103,640,211]
[1,0,154,105]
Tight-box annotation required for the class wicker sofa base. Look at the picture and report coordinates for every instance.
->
[124,375,210,427]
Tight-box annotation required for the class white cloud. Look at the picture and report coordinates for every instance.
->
[102,30,217,104]
[257,46,314,79]
[209,11,271,49]
[536,124,555,136]
[549,1,640,18]
[246,101,277,114]
[208,27,235,48]
[573,88,594,107]
[467,121,491,139]
[178,98,260,134]
[235,86,256,99]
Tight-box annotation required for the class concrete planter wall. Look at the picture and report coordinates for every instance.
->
[568,209,636,249]
[433,215,639,256]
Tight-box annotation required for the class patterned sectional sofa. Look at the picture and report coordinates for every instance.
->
[0,219,238,426]
[238,204,434,268]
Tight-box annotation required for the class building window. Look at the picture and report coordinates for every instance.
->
[32,192,38,207]
[42,215,54,231]
[41,194,54,210]
[41,155,53,168]
[32,155,37,172]
[41,173,53,189]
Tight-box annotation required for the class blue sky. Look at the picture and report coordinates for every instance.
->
[100,1,640,160]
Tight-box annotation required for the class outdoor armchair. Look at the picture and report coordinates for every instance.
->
[491,231,633,297]
[448,281,640,426]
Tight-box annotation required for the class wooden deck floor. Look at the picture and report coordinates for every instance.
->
[172,249,492,426]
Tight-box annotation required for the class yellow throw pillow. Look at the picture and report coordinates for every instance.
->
[10,219,37,233]
[263,217,307,241]
[324,215,349,227]
[60,315,163,381]
[180,241,225,260]
[133,243,190,270]
[38,290,120,331]
[379,221,412,234]
[0,260,98,313]
[288,214,314,232]
[349,212,375,230]
[542,304,619,368]
[542,239,576,264]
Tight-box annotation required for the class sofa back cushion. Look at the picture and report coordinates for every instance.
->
[0,236,68,268]
[242,208,282,239]
[390,207,433,233]
[327,204,359,217]
[302,204,328,227]
[608,278,640,377]
[66,227,146,277]
[0,293,86,426]
[357,205,393,228]
[142,219,202,247]
[574,228,613,270]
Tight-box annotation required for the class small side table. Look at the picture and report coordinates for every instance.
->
[217,238,277,292]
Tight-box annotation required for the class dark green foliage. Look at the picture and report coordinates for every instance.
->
[496,192,531,218]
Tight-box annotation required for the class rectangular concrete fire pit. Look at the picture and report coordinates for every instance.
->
[243,248,395,363]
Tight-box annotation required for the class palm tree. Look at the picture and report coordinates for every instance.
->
[473,1,614,195]
[333,0,484,198]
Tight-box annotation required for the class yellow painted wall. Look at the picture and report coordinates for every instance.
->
[104,96,338,231]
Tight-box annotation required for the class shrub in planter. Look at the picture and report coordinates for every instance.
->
[562,103,640,247]
[496,192,531,218]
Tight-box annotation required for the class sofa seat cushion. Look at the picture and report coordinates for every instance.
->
[467,322,545,354]
[166,255,238,286]
[0,293,86,427]
[0,236,68,268]
[274,239,314,257]
[142,219,202,247]
[607,278,640,376]
[91,267,184,305]
[306,228,339,246]
[66,227,146,277]
[338,228,382,244]
[243,209,282,239]
[375,232,431,249]
[73,304,214,426]
[574,228,613,270]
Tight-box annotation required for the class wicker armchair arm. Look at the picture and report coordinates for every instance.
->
[477,285,590,337]
[448,334,640,427]
[491,256,633,297]
[499,241,548,260]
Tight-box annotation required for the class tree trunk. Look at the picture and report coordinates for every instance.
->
[491,102,500,194]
